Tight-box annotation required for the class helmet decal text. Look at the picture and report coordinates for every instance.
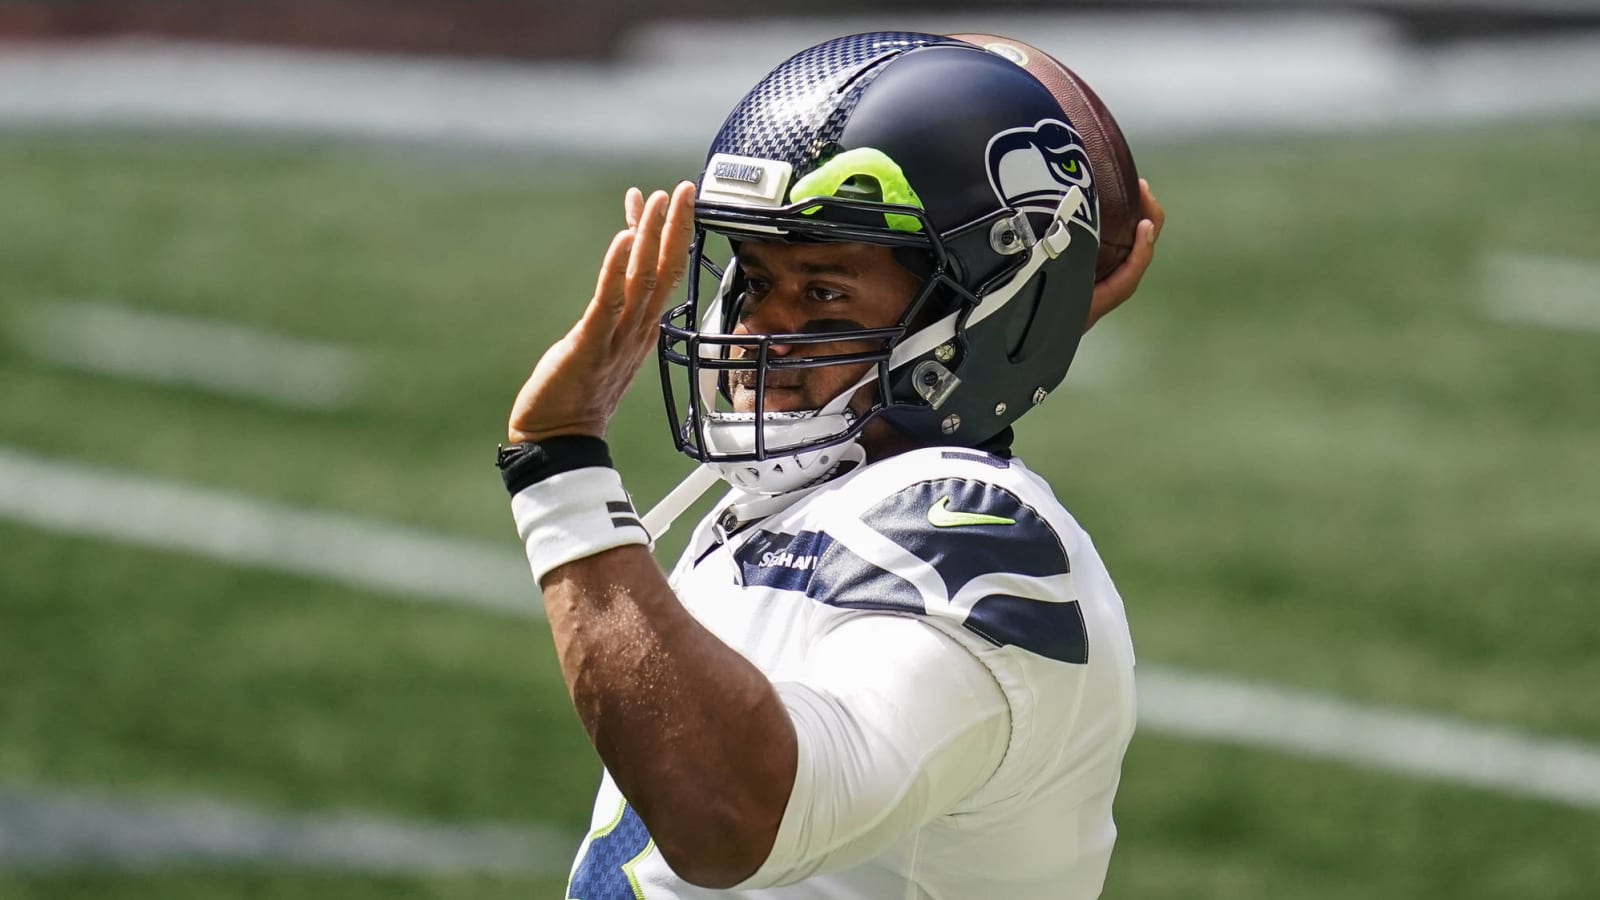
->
[701,153,795,208]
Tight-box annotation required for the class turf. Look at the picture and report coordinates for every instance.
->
[1,120,1598,898]
[0,873,572,900]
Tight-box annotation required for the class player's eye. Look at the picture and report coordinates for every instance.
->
[808,287,845,304]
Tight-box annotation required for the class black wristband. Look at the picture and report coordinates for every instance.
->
[496,435,614,495]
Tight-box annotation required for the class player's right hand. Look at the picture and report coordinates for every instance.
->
[1085,178,1165,331]
[506,181,696,444]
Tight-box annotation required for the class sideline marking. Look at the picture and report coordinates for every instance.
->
[3,447,1600,814]
[0,446,537,617]
[11,301,372,410]
[0,785,575,873]
[1480,252,1600,334]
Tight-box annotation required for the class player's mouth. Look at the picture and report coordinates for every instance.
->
[730,376,808,412]
[728,371,804,392]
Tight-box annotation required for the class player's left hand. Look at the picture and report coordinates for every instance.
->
[507,181,697,443]
[1085,178,1165,332]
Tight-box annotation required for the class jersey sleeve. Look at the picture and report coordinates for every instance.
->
[735,613,1010,889]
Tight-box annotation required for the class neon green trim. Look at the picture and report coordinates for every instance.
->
[622,838,655,900]
[567,798,656,900]
[788,147,925,233]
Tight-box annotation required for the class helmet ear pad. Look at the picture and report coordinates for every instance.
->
[880,227,1095,446]
[711,252,748,404]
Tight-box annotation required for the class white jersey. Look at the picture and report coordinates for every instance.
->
[565,446,1137,899]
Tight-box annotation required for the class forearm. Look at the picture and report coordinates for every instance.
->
[541,544,798,887]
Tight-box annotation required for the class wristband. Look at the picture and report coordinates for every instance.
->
[511,466,650,584]
[497,435,614,495]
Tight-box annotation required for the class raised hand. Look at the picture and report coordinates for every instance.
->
[507,181,697,443]
[1086,178,1166,332]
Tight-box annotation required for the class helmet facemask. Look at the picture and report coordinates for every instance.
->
[658,192,960,494]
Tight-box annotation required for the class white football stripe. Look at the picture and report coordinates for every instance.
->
[4,446,1600,813]
[0,445,537,617]
[11,301,372,410]
[1480,252,1600,334]
[0,784,575,873]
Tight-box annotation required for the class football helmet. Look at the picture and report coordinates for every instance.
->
[658,31,1103,494]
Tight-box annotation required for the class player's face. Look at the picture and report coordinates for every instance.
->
[729,241,920,415]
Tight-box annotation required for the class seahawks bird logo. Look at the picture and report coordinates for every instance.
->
[985,118,1100,237]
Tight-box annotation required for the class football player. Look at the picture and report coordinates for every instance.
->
[500,31,1165,899]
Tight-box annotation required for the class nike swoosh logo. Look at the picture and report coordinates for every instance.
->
[927,496,1016,528]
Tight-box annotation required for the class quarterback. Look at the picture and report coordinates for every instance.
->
[501,32,1165,899]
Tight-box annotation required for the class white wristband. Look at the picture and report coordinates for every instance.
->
[511,467,650,584]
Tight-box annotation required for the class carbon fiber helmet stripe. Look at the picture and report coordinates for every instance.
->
[707,32,963,184]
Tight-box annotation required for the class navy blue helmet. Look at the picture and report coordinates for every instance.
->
[659,32,1103,492]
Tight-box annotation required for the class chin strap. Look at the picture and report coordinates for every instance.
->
[640,464,723,541]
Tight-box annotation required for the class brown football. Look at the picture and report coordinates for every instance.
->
[949,33,1142,280]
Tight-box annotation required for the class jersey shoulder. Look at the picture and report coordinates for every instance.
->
[746,447,1088,664]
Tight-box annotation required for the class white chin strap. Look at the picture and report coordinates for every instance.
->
[700,405,866,493]
[644,188,1084,536]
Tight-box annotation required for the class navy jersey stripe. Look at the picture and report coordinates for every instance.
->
[966,594,1089,664]
[940,449,1010,469]
[806,540,925,615]
[735,530,833,593]
[861,478,1070,595]
[725,478,1087,663]
[859,478,1085,663]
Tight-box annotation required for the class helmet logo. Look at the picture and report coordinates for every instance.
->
[985,118,1100,237]
[979,41,1030,67]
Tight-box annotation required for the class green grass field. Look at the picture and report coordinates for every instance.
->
[2,119,1598,898]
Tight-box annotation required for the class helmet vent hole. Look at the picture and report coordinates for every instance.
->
[835,175,883,203]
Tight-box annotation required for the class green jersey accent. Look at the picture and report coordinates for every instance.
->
[927,496,1017,528]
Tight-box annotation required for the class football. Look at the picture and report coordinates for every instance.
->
[949,33,1142,280]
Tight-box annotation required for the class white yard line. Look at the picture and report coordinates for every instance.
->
[4,446,1600,814]
[11,301,372,410]
[1480,251,1600,334]
[0,445,537,617]
[1139,667,1600,812]
[0,785,575,873]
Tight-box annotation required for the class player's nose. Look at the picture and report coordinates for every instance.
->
[734,294,803,355]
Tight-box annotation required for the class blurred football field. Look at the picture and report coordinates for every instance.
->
[2,119,1598,898]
